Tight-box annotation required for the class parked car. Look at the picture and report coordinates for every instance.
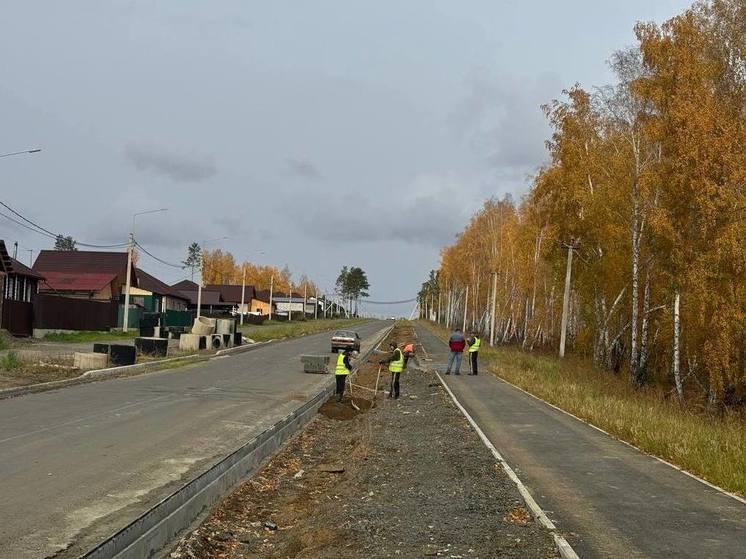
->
[331,330,361,353]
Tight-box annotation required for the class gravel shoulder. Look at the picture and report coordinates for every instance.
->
[171,325,557,558]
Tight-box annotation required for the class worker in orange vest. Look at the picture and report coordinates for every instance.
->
[402,342,415,369]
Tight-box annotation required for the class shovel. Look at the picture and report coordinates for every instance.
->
[347,376,360,411]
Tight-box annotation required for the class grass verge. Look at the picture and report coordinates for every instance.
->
[42,330,139,343]
[419,320,746,498]
[239,318,368,342]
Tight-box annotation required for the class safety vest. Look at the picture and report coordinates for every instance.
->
[389,348,405,373]
[335,353,350,375]
[469,336,481,352]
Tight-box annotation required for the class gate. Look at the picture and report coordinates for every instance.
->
[1,300,33,336]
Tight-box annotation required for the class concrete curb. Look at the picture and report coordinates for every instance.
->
[434,370,579,559]
[0,354,204,400]
[80,323,394,559]
[495,374,746,507]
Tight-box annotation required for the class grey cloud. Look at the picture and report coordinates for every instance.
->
[125,145,217,182]
[282,190,467,248]
[449,69,559,173]
[286,158,323,180]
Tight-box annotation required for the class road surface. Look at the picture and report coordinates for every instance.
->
[0,320,386,558]
[415,324,746,559]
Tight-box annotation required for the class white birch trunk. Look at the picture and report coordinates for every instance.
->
[559,245,573,358]
[673,290,683,400]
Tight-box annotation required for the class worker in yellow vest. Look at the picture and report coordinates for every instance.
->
[380,342,405,399]
[467,331,481,375]
[335,348,353,402]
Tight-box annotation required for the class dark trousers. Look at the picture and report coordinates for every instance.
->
[390,372,401,399]
[335,374,346,400]
[470,351,478,375]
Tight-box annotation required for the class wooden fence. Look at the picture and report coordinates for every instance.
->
[34,294,119,331]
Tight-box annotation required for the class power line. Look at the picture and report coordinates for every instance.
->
[361,297,418,305]
[134,241,185,269]
[1,200,128,249]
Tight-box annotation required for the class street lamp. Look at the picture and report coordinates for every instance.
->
[0,148,41,159]
[196,236,229,318]
[122,208,168,332]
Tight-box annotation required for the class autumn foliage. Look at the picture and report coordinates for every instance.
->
[422,1,745,407]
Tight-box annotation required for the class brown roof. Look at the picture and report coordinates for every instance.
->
[172,279,199,291]
[9,257,44,279]
[177,289,223,306]
[136,269,189,301]
[206,284,256,304]
[41,271,117,293]
[33,250,135,287]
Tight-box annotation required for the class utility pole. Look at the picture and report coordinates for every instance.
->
[288,289,292,322]
[314,290,318,320]
[559,243,574,358]
[12,242,17,259]
[122,232,134,332]
[303,283,307,320]
[196,250,204,318]
[489,272,498,346]
[462,285,469,332]
[268,274,274,321]
[27,249,33,267]
[240,265,246,326]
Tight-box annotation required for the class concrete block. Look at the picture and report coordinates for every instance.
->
[74,352,109,370]
[135,337,169,357]
[179,333,204,352]
[216,319,235,335]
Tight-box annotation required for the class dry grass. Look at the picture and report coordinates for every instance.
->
[420,320,746,497]
[42,330,139,343]
[239,318,368,342]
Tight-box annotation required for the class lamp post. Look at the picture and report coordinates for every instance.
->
[122,208,168,332]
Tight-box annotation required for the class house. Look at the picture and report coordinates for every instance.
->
[206,284,257,314]
[271,292,317,316]
[172,279,227,314]
[132,268,189,312]
[33,250,136,300]
[0,240,44,336]
[252,290,274,315]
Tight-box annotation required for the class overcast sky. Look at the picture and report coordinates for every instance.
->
[1,0,691,316]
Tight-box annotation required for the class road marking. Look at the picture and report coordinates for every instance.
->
[435,370,579,559]
[494,373,746,507]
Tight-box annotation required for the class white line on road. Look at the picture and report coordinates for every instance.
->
[435,370,580,559]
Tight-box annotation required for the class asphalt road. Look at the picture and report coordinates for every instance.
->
[415,324,746,559]
[0,320,387,559]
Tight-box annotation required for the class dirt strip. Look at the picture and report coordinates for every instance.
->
[170,325,557,558]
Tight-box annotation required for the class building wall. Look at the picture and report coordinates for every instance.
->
[251,298,272,315]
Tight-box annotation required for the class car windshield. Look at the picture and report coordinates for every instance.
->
[333,331,354,338]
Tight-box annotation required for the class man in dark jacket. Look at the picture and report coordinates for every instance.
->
[445,329,466,375]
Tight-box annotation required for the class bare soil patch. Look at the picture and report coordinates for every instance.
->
[171,324,557,558]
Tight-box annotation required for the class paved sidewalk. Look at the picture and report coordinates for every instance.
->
[415,324,746,559]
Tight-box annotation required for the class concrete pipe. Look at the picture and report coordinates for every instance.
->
[192,316,215,336]
[216,319,234,335]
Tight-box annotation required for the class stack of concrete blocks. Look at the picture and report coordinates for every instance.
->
[179,317,231,352]
[214,319,236,350]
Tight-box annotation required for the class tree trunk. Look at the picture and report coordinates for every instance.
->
[559,245,574,358]
[636,270,651,387]
[673,290,683,400]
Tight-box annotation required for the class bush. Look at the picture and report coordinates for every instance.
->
[1,351,21,370]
